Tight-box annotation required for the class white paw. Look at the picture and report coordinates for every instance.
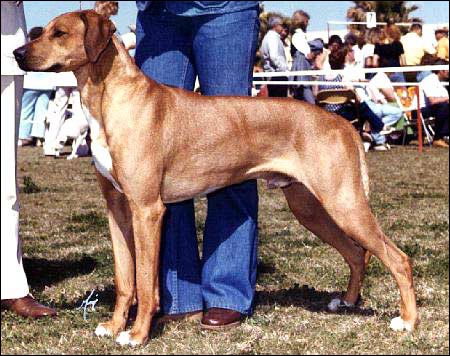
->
[116,331,140,347]
[94,324,112,337]
[390,316,413,332]
[327,298,354,312]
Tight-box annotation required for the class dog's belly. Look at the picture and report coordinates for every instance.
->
[161,160,298,203]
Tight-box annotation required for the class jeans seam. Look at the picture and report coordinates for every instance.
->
[205,302,252,315]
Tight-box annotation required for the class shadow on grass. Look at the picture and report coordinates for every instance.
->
[23,255,97,292]
[255,284,375,316]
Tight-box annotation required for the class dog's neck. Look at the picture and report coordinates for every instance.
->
[73,36,153,124]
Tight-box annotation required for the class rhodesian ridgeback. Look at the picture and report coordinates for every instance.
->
[14,10,418,346]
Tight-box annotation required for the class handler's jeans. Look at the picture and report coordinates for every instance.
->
[136,5,259,315]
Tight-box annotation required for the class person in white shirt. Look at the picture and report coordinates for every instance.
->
[364,71,403,127]
[260,16,289,97]
[353,70,403,151]
[1,0,56,318]
[417,60,449,148]
[290,10,316,103]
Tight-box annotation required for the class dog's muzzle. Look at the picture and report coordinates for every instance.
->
[13,45,28,69]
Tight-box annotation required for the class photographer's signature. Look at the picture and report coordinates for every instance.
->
[77,289,99,321]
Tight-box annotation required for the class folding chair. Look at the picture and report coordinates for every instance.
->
[395,87,435,146]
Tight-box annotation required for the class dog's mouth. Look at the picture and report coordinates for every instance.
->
[15,58,63,73]
[45,63,63,72]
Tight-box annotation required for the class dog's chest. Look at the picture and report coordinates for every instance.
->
[81,105,123,193]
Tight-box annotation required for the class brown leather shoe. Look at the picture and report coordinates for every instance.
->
[156,310,203,325]
[1,295,57,319]
[200,308,242,330]
[433,139,449,148]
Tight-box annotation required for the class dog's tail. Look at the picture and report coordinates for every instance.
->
[358,140,370,199]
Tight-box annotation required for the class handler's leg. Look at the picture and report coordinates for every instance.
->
[1,75,29,300]
[193,6,260,319]
[135,8,203,316]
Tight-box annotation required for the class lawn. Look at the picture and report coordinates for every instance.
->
[1,145,449,354]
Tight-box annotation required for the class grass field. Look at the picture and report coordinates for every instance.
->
[1,145,449,355]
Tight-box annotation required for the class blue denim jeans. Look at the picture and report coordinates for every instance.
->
[136,4,260,315]
[19,89,51,140]
[364,100,403,144]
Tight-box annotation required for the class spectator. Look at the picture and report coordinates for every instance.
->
[350,31,367,69]
[281,22,292,70]
[435,27,449,61]
[1,0,56,318]
[135,0,259,330]
[374,24,406,83]
[290,10,316,103]
[322,34,343,70]
[416,53,438,82]
[317,46,388,152]
[365,68,403,135]
[401,23,436,66]
[352,64,404,150]
[328,34,344,53]
[317,47,355,117]
[363,27,382,70]
[261,15,289,97]
[18,27,53,147]
[416,60,449,148]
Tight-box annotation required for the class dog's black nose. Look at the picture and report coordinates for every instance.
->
[13,45,27,61]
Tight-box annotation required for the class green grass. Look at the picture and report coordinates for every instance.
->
[1,145,449,354]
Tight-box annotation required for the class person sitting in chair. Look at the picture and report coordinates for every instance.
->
[416,60,449,148]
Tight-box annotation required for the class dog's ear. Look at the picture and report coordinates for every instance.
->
[80,10,116,63]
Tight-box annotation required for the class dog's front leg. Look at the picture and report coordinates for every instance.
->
[94,172,135,338]
[116,198,165,346]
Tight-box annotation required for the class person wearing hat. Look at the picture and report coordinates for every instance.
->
[435,27,449,61]
[260,15,289,97]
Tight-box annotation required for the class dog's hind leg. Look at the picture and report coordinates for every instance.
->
[283,183,368,309]
[330,202,418,331]
[94,172,135,338]
[287,163,418,331]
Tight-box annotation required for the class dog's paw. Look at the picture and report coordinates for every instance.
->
[116,331,142,347]
[67,154,78,160]
[327,298,354,312]
[390,316,413,332]
[94,324,113,338]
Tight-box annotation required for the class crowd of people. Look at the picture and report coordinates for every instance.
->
[259,11,449,150]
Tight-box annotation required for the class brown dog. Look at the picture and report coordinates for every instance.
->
[14,10,418,346]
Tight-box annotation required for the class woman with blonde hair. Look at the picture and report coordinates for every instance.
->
[373,24,406,82]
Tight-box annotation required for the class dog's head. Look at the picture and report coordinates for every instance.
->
[14,10,116,72]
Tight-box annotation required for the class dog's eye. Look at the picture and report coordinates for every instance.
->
[53,30,67,38]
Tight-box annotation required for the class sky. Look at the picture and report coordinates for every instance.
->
[23,1,449,36]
